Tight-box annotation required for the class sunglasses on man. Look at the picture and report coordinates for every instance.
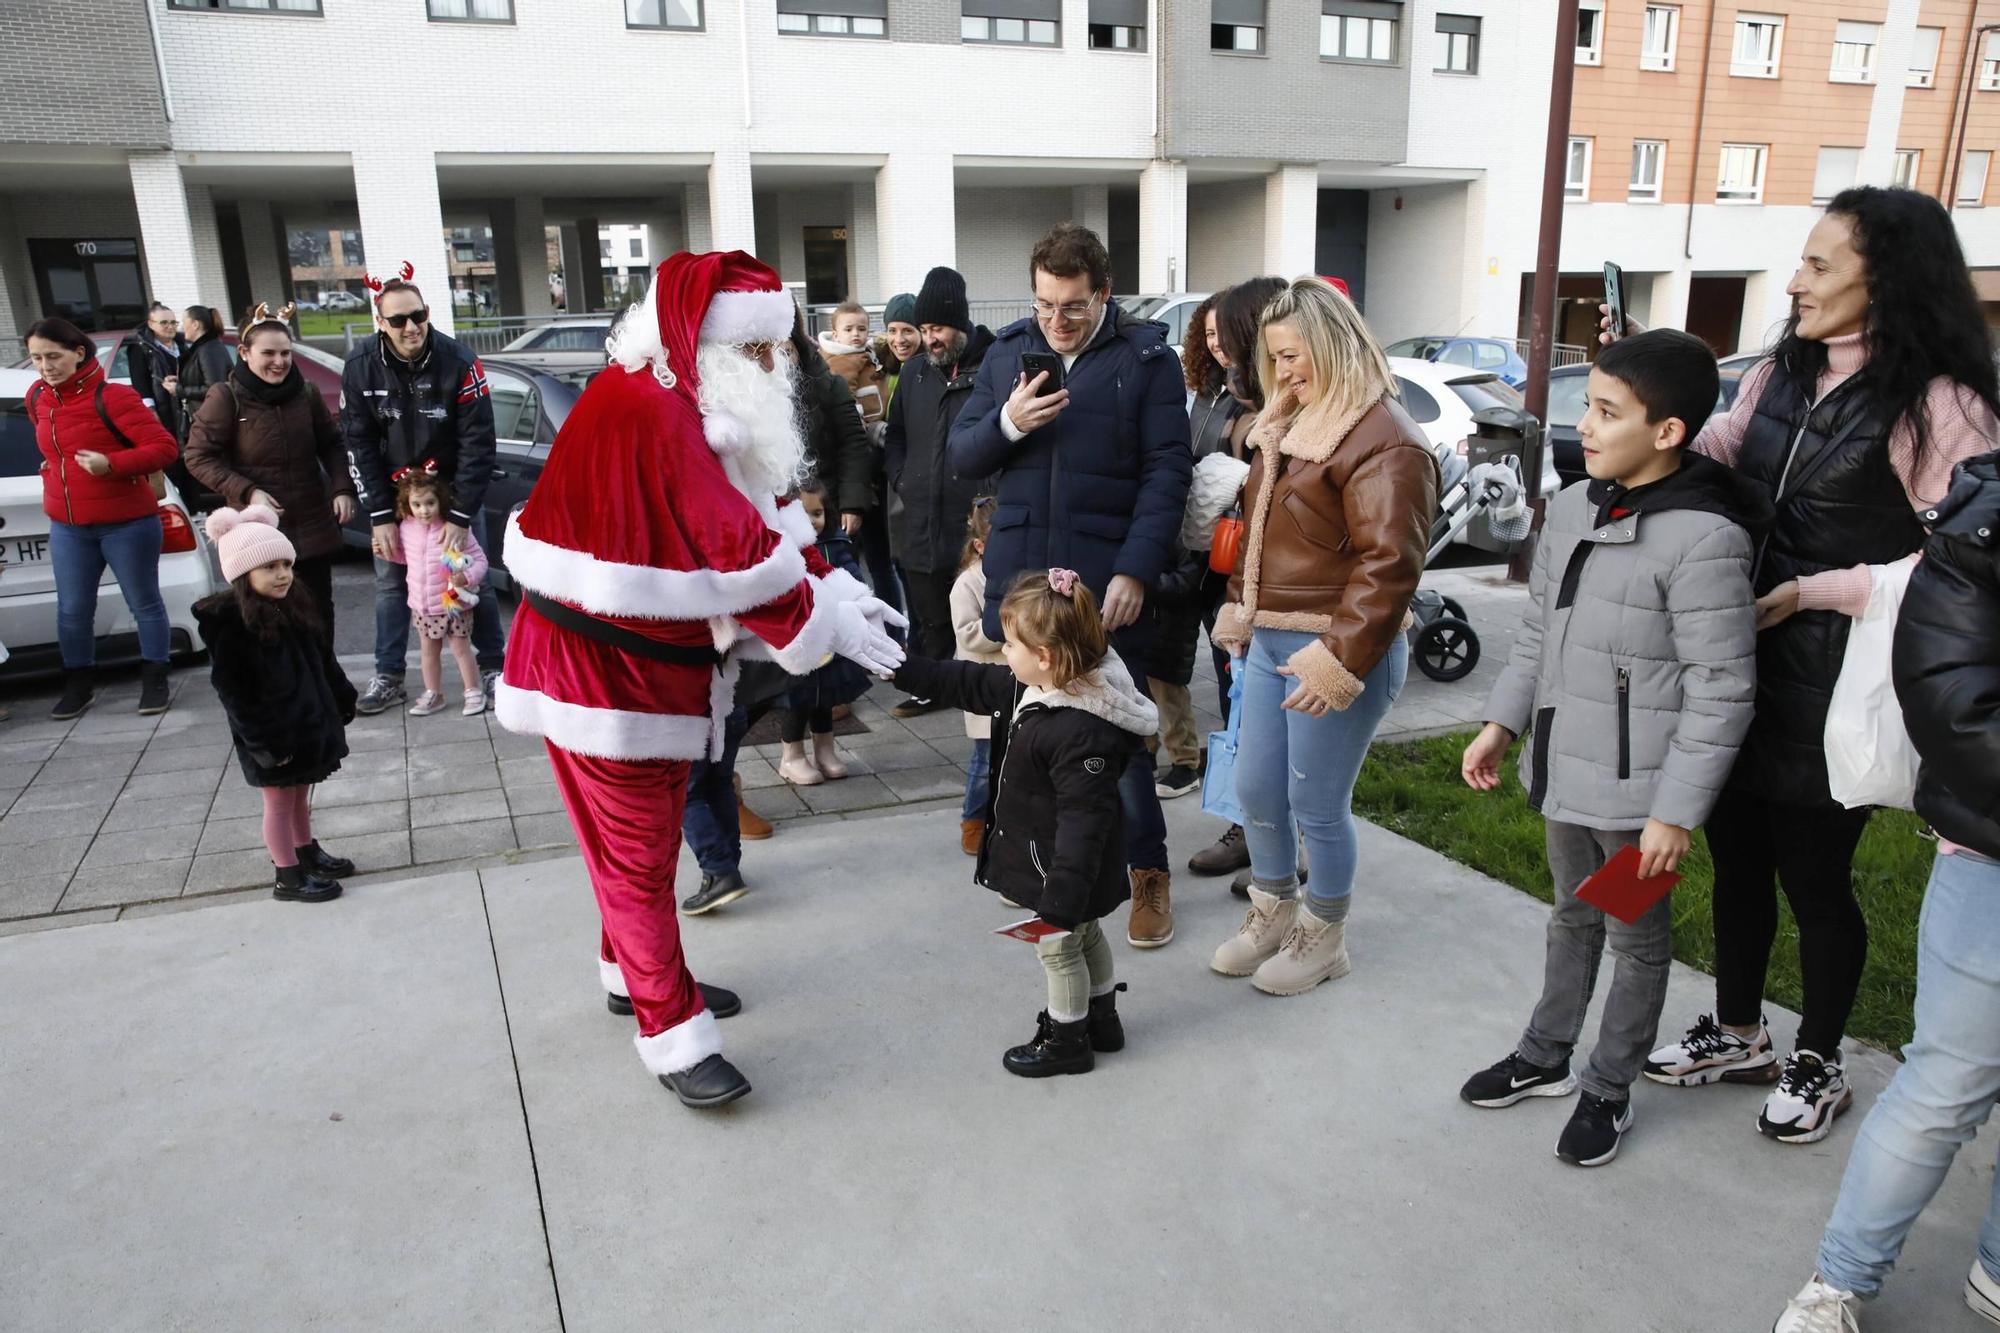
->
[384,307,430,330]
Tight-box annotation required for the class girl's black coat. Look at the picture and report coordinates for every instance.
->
[195,596,357,788]
[894,655,1133,928]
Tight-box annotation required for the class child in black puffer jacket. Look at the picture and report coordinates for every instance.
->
[891,568,1159,1078]
[194,505,358,904]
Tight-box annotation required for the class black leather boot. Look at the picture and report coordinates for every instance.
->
[1087,982,1129,1053]
[272,863,342,903]
[659,1054,751,1108]
[607,982,741,1019]
[297,841,357,877]
[137,661,171,716]
[1002,1012,1095,1078]
[51,674,97,721]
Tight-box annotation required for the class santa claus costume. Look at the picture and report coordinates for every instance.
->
[497,250,904,1109]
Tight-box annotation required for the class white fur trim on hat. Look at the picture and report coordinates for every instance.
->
[701,289,796,346]
[495,681,715,761]
[634,1008,723,1076]
[502,510,806,621]
[599,957,627,997]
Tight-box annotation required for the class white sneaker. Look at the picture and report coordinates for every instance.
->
[407,690,446,717]
[1759,1050,1854,1145]
[1967,1261,2000,1327]
[1644,1012,1780,1086]
[1773,1274,1861,1332]
[461,690,487,717]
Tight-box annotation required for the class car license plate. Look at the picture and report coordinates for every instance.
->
[5,534,49,567]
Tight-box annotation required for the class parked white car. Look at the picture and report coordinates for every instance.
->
[0,368,218,674]
[1123,292,1213,351]
[318,290,367,312]
[1385,356,1555,553]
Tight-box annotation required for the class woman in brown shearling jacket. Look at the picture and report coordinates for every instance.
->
[186,309,358,630]
[1207,276,1439,998]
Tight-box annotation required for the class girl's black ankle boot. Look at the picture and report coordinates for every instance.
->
[1002,1011,1095,1078]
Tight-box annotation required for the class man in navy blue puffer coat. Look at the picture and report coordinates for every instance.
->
[949,223,1193,948]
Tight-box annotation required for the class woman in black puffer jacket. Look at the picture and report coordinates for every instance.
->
[1773,450,2000,1324]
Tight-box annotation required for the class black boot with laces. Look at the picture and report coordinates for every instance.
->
[1003,1011,1095,1078]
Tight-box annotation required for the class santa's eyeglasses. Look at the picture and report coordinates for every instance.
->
[731,340,778,361]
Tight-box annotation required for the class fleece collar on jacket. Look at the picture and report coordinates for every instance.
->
[1019,649,1159,737]
[816,331,873,359]
[1247,390,1388,465]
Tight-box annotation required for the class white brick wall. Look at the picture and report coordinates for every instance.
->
[1186,181,1264,293]
[954,187,1074,302]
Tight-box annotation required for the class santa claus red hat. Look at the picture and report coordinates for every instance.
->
[607,250,796,392]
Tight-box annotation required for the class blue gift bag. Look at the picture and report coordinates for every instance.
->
[1201,663,1247,827]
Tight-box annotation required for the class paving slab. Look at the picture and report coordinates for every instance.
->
[101,792,215,834]
[55,856,194,911]
[504,783,564,818]
[0,872,558,1332]
[413,817,516,865]
[310,799,412,840]
[511,812,578,850]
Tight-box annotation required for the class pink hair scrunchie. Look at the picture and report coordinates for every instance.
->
[1048,568,1080,597]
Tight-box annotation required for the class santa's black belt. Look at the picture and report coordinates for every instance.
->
[524,591,723,667]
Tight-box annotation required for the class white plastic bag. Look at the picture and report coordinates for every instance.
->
[1824,555,1920,810]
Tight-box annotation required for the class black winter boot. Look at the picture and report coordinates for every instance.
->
[297,841,357,877]
[1003,1012,1095,1078]
[137,661,171,716]
[51,674,97,721]
[1087,983,1129,1053]
[659,1054,752,1108]
[273,863,342,903]
[607,982,742,1019]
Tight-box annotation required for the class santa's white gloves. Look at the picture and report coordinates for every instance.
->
[832,600,906,677]
[852,595,909,640]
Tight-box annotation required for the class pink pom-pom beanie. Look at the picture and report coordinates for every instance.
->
[205,504,296,583]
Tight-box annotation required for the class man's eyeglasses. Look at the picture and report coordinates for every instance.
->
[384,308,430,330]
[1032,297,1100,323]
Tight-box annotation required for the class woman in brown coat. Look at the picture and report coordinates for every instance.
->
[186,307,357,628]
[1206,276,1438,998]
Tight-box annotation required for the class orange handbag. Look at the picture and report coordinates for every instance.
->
[1209,507,1245,576]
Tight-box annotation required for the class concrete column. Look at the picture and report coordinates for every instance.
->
[556,223,581,311]
[875,151,955,298]
[0,198,28,348]
[1138,159,1188,294]
[128,151,232,311]
[1263,164,1319,279]
[236,198,287,310]
[850,180,880,303]
[1070,184,1111,242]
[1859,0,1922,185]
[1643,265,1692,334]
[491,197,554,317]
[570,215,604,312]
[685,180,713,253]
[708,149,757,255]
[1740,269,1781,353]
[351,147,454,334]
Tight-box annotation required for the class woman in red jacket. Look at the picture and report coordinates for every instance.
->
[25,318,182,719]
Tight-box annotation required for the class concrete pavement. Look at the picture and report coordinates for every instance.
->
[2,794,1987,1331]
[0,566,1521,933]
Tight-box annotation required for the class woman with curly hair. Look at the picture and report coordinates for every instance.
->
[1624,187,2000,1150]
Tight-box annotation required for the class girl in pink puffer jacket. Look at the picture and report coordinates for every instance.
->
[395,469,489,717]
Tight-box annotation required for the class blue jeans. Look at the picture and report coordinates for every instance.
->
[373,509,505,677]
[1111,640,1169,873]
[1817,849,2000,1297]
[681,707,747,878]
[1235,628,1407,905]
[962,737,991,821]
[856,511,905,643]
[49,515,170,667]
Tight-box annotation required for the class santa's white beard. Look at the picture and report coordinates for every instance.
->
[696,343,808,499]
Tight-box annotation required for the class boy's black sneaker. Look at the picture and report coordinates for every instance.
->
[1556,1092,1633,1167]
[354,675,406,716]
[1154,765,1199,800]
[1460,1051,1580,1108]
[890,694,943,719]
[51,678,96,721]
[682,871,748,916]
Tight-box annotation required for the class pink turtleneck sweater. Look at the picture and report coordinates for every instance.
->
[1693,332,1997,614]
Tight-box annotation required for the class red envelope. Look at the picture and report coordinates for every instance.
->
[1575,843,1680,924]
[994,916,1071,944]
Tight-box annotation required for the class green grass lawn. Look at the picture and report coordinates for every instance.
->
[1353,730,1936,1053]
[296,309,369,338]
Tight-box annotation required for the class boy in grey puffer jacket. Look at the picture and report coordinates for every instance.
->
[1456,330,1771,1168]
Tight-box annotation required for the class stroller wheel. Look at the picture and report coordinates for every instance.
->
[1440,596,1467,622]
[1415,617,1480,682]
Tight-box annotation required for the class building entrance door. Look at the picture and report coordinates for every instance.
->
[803,225,849,304]
[29,238,147,332]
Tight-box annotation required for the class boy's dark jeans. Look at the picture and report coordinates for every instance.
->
[1517,820,1674,1101]
[682,707,749,878]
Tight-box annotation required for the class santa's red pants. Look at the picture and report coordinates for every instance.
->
[545,743,716,1069]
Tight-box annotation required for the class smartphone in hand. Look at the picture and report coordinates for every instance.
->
[1603,262,1628,340]
[1020,352,1064,394]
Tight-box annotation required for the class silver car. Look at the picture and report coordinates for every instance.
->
[497,318,615,375]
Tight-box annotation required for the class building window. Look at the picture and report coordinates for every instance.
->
[779,3,886,37]
[1088,0,1144,49]
[1731,14,1782,79]
[1576,0,1604,65]
[1566,137,1593,200]
[1641,4,1678,71]
[1322,2,1398,63]
[1717,143,1768,202]
[1829,20,1879,84]
[1961,150,1992,205]
[168,0,321,10]
[1812,146,1859,203]
[1909,26,1942,88]
[1892,148,1921,190]
[1212,0,1264,52]
[428,0,513,20]
[1982,33,2000,91]
[964,2,1058,44]
[630,237,645,259]
[1436,14,1479,74]
[628,0,701,26]
[1629,139,1666,202]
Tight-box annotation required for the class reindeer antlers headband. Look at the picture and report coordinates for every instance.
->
[242,301,297,335]
[363,260,417,303]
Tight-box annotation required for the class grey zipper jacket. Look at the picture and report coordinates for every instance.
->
[1484,454,1772,831]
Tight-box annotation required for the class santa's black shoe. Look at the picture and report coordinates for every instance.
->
[607,982,741,1019]
[272,863,341,903]
[1087,983,1129,1053]
[1003,1011,1095,1078]
[296,841,356,878]
[660,1054,751,1108]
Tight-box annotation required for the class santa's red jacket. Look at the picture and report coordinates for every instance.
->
[496,364,864,760]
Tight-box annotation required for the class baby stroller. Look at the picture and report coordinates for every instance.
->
[1406,421,1535,683]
